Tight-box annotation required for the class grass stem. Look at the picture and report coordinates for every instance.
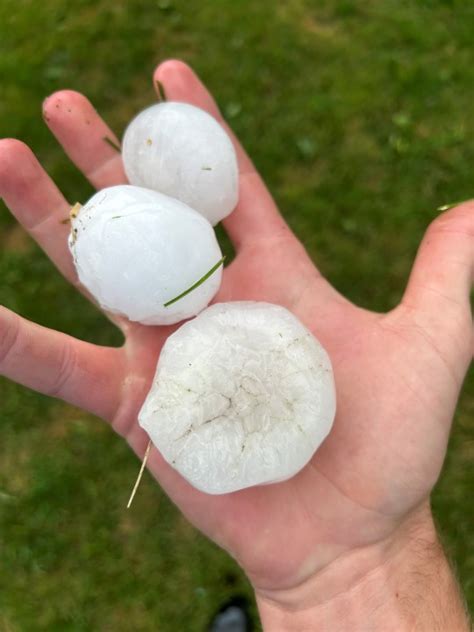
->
[164,256,226,307]
[155,79,167,102]
[103,136,122,152]
[127,439,152,509]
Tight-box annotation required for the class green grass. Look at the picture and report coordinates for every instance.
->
[0,1,473,629]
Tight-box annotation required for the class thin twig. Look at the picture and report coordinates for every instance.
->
[127,439,152,509]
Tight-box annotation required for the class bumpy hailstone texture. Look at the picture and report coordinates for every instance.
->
[139,302,336,494]
[69,185,223,325]
[122,102,239,226]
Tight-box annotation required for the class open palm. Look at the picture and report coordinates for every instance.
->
[1,61,472,598]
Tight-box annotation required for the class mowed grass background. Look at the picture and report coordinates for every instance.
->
[0,1,473,629]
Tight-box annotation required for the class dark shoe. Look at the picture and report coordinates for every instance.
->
[208,596,253,632]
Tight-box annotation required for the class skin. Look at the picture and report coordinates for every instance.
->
[0,60,472,628]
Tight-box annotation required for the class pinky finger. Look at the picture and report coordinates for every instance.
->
[0,306,123,421]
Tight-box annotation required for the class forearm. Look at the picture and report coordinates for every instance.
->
[255,507,470,631]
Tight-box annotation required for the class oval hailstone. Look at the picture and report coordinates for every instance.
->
[122,102,239,226]
[139,302,336,494]
[69,185,223,325]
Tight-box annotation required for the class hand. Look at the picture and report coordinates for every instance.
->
[0,60,472,627]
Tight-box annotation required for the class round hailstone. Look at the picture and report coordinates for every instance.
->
[122,102,239,226]
[139,302,336,494]
[69,185,223,325]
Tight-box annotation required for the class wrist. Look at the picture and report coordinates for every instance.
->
[254,504,469,631]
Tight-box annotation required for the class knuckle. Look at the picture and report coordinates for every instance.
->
[47,342,77,398]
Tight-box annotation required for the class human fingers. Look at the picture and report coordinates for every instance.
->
[42,90,126,190]
[0,305,123,420]
[43,63,292,251]
[0,138,136,333]
[400,201,474,375]
[0,138,77,283]
[154,60,291,251]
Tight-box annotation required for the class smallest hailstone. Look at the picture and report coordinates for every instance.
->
[122,102,239,226]
[139,302,336,494]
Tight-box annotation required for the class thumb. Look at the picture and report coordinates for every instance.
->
[401,201,473,367]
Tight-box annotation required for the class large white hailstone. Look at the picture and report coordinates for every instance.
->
[122,102,239,226]
[69,185,223,325]
[139,302,336,494]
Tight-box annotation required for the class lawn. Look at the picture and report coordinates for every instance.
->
[0,1,473,629]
